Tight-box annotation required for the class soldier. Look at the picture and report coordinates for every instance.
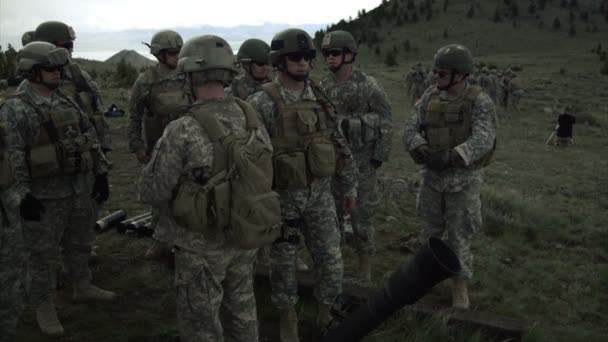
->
[403,44,497,309]
[128,29,191,259]
[507,70,523,110]
[248,28,357,341]
[0,122,28,341]
[228,38,272,100]
[411,62,427,104]
[319,30,393,282]
[137,35,271,342]
[477,67,495,103]
[555,107,576,146]
[1,42,116,336]
[21,30,35,47]
[488,69,500,103]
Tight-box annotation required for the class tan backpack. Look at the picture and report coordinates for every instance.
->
[172,98,281,249]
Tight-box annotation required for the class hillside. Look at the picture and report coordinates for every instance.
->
[105,49,156,69]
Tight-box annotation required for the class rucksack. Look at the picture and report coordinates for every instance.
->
[172,98,281,249]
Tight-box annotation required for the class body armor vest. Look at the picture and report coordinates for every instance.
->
[18,94,93,179]
[423,85,494,167]
[60,64,107,140]
[261,82,337,190]
[144,68,190,149]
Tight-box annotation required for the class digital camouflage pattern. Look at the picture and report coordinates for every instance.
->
[128,65,188,153]
[402,84,497,279]
[320,67,393,255]
[138,96,270,341]
[227,72,269,100]
[248,78,358,307]
[0,82,107,306]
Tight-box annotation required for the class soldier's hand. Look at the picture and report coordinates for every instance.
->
[449,149,465,167]
[135,147,150,164]
[411,144,431,164]
[343,196,357,210]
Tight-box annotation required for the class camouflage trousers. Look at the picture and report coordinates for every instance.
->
[0,202,27,341]
[270,183,343,307]
[174,245,258,342]
[333,159,380,256]
[416,178,482,280]
[23,192,95,306]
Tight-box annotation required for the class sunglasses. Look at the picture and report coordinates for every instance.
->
[165,49,181,57]
[254,61,268,67]
[57,41,74,50]
[286,52,313,62]
[433,69,453,78]
[40,65,63,73]
[322,49,343,58]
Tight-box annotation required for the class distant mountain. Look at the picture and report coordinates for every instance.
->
[105,50,156,69]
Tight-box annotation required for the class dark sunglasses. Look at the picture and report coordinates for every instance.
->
[286,52,313,62]
[253,61,268,67]
[40,65,63,73]
[433,69,453,78]
[57,41,74,50]
[165,49,181,57]
[322,49,343,58]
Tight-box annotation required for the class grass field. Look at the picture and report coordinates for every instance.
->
[10,0,608,341]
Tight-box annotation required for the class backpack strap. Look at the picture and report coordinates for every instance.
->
[234,97,259,131]
[261,82,284,112]
[12,93,60,143]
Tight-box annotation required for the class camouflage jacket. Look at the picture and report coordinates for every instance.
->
[137,96,272,250]
[0,82,107,200]
[17,64,111,151]
[127,65,188,153]
[248,77,358,198]
[402,84,497,192]
[320,68,393,163]
[227,72,269,100]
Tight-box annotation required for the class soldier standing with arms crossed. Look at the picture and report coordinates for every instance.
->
[403,44,497,309]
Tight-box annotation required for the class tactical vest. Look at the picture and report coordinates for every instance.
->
[261,82,338,190]
[17,94,94,179]
[0,121,15,190]
[60,64,107,142]
[143,68,191,149]
[171,98,281,249]
[423,85,495,167]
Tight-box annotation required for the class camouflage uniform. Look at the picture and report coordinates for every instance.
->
[227,72,269,100]
[248,78,357,308]
[320,68,393,256]
[0,81,107,307]
[402,84,497,280]
[138,97,268,342]
[0,124,27,341]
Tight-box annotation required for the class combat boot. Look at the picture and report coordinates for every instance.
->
[452,278,470,309]
[316,302,333,332]
[36,301,64,337]
[358,253,372,282]
[73,279,117,302]
[296,256,309,272]
[144,240,170,260]
[279,305,299,342]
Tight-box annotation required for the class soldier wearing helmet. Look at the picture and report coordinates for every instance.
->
[138,35,273,342]
[0,41,116,337]
[403,44,497,310]
[248,28,357,341]
[128,30,191,259]
[228,38,272,100]
[320,30,393,283]
[20,21,113,153]
[477,66,495,103]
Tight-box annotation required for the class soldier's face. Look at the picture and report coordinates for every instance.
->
[164,49,181,69]
[250,62,270,79]
[285,52,311,77]
[38,65,63,89]
[434,68,463,88]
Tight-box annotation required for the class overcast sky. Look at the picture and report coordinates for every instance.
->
[0,0,381,36]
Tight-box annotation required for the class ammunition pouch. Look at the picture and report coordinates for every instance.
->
[307,136,336,177]
[273,151,309,191]
[172,177,227,238]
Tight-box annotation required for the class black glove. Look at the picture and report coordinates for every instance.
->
[92,173,110,204]
[426,149,451,171]
[370,159,383,169]
[20,193,45,221]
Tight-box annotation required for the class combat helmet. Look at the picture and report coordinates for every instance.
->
[21,31,36,47]
[146,30,183,57]
[178,35,237,86]
[34,21,76,46]
[433,44,474,74]
[321,30,357,54]
[269,28,316,67]
[237,39,270,65]
[18,41,70,77]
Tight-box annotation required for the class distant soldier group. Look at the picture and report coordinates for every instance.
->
[0,20,501,342]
